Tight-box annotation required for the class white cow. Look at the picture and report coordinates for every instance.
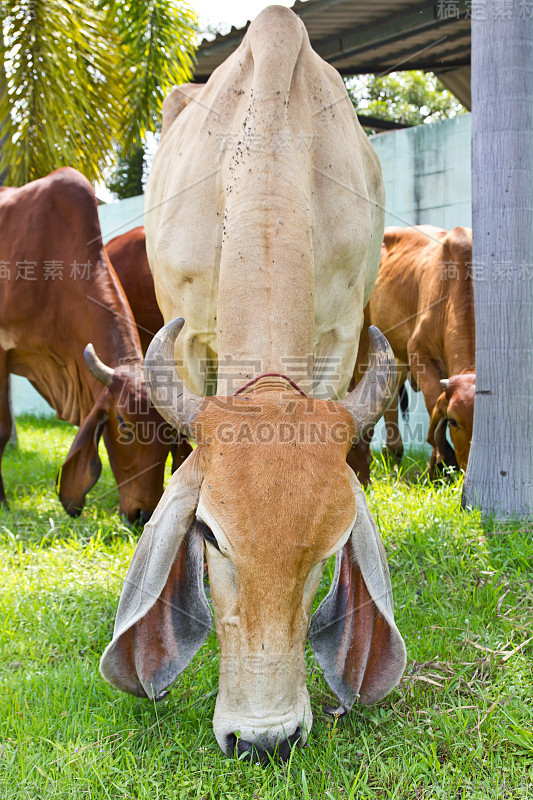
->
[145,5,385,400]
[101,5,405,762]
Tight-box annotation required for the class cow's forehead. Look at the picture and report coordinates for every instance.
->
[448,375,476,409]
[196,394,357,561]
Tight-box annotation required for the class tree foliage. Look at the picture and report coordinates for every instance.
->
[0,0,198,188]
[107,143,145,198]
[106,0,197,198]
[346,71,466,129]
[0,0,124,185]
[107,0,197,151]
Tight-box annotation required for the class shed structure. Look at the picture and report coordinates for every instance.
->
[193,0,472,110]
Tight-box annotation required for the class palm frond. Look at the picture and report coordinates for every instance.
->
[107,0,198,150]
[0,0,125,185]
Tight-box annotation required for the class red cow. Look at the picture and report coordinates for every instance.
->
[0,168,175,523]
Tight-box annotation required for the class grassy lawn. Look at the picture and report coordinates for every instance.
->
[0,416,532,799]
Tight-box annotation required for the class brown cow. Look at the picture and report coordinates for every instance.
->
[105,227,192,470]
[0,168,175,524]
[428,372,476,472]
[349,225,475,479]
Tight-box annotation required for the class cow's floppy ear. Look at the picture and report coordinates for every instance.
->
[100,449,212,700]
[57,392,111,516]
[308,471,406,711]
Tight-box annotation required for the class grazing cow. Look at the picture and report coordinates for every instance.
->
[349,225,475,479]
[427,372,476,472]
[100,7,406,762]
[105,227,192,470]
[0,168,175,524]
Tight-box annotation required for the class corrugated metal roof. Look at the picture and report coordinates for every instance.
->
[194,0,471,107]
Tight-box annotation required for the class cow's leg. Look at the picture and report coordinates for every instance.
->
[407,337,443,415]
[345,305,375,483]
[8,379,17,447]
[382,389,403,463]
[381,359,408,462]
[0,352,12,506]
[407,337,456,473]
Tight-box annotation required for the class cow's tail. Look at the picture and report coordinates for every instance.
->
[399,383,409,420]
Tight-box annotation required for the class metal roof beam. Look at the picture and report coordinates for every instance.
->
[333,27,470,72]
[337,59,470,75]
[357,115,410,129]
[329,20,466,65]
[313,0,469,62]
[199,31,245,57]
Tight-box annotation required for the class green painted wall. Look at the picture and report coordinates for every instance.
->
[371,113,471,230]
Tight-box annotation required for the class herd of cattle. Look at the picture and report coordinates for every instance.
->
[0,189,475,520]
[0,6,476,762]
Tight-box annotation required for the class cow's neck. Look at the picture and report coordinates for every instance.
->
[84,259,143,370]
[29,257,142,426]
[215,67,315,396]
[443,275,475,376]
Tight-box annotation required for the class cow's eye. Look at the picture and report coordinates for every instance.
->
[447,418,459,428]
[197,518,220,551]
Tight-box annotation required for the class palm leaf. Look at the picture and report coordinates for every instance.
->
[105,0,198,150]
[0,0,125,185]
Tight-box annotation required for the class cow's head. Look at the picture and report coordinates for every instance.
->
[58,346,176,524]
[100,320,406,761]
[427,373,476,472]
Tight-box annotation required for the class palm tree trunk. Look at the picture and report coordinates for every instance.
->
[462,0,533,517]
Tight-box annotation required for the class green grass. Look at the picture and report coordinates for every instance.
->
[0,416,532,799]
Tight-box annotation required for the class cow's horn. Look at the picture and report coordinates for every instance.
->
[84,344,115,386]
[144,317,202,436]
[341,326,396,439]
[440,378,449,390]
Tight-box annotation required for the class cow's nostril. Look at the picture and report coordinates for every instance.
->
[278,728,302,762]
[233,729,302,764]
[121,509,153,528]
[236,738,270,764]
[226,734,238,756]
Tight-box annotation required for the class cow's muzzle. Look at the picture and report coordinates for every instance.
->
[227,728,302,764]
[120,508,153,528]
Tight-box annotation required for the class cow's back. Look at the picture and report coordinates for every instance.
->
[366,224,473,374]
[146,5,384,398]
[106,227,163,355]
[367,226,447,362]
